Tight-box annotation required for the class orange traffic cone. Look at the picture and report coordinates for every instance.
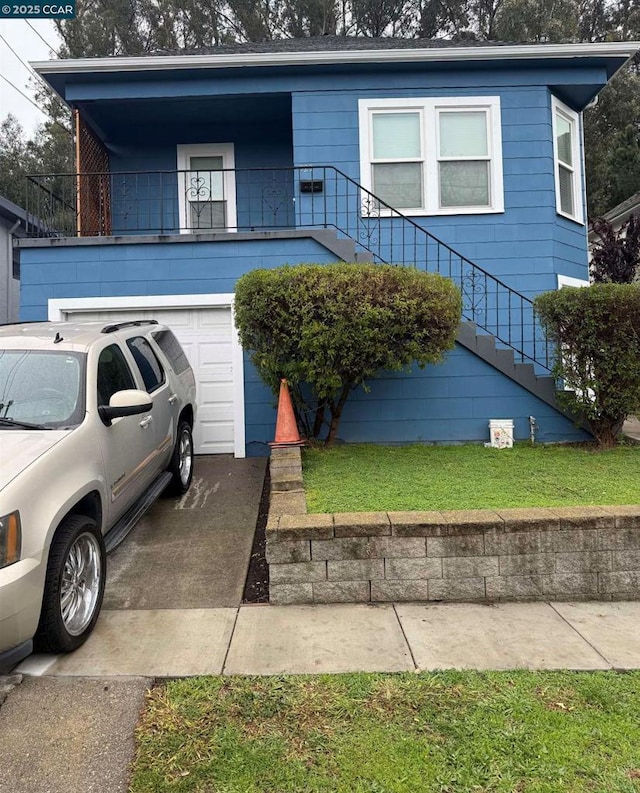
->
[270,378,305,448]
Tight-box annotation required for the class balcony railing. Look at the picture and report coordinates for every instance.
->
[24,165,552,371]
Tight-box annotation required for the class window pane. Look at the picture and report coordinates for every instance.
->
[439,111,488,157]
[373,163,423,209]
[0,350,84,426]
[127,337,165,393]
[372,113,421,159]
[187,170,224,201]
[190,200,226,229]
[558,165,574,215]
[97,345,135,405]
[439,161,489,207]
[190,156,223,170]
[556,115,573,166]
[153,330,190,374]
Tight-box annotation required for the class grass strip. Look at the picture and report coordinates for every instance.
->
[302,443,640,513]
[131,671,640,793]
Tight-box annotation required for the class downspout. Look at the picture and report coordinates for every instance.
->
[6,219,20,324]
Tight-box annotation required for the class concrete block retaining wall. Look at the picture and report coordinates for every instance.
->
[266,449,640,605]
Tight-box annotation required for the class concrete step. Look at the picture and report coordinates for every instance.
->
[456,321,586,429]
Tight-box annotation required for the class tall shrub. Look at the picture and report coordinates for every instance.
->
[234,263,462,445]
[535,283,640,447]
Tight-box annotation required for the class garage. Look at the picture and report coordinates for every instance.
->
[48,294,245,457]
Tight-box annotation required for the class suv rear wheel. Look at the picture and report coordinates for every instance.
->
[35,515,106,653]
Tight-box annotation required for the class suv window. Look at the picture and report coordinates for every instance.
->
[127,336,165,393]
[152,330,190,374]
[97,344,136,405]
[0,349,86,428]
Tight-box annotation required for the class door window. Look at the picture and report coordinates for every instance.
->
[127,337,165,393]
[97,345,136,406]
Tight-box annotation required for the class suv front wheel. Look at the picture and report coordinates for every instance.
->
[35,515,106,653]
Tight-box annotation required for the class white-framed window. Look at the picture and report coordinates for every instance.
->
[358,96,504,216]
[176,143,237,232]
[551,97,583,224]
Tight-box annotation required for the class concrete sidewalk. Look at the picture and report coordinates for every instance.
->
[4,602,640,793]
[15,600,640,677]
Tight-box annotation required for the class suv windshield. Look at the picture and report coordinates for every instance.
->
[0,350,86,429]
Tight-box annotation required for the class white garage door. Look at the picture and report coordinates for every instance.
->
[59,304,237,455]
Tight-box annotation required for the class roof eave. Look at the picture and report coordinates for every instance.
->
[32,41,640,76]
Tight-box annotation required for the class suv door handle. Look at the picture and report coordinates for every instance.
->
[139,416,153,429]
[168,394,178,405]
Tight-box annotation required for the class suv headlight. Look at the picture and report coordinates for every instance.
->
[0,511,21,569]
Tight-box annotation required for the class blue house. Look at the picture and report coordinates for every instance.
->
[19,37,639,457]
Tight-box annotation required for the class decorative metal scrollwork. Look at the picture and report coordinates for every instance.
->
[114,176,138,225]
[263,179,292,224]
[461,268,487,320]
[358,194,380,249]
[186,175,212,202]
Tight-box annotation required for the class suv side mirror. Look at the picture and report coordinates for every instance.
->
[99,389,152,427]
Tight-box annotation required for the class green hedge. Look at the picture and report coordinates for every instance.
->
[535,283,640,447]
[235,263,462,444]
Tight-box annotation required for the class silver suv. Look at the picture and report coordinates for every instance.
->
[0,320,197,670]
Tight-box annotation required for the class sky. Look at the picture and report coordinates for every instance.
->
[0,18,61,135]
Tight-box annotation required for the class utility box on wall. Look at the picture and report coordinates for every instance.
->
[489,419,514,449]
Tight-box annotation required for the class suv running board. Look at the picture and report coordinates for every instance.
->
[104,471,173,553]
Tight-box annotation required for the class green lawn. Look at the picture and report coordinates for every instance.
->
[131,672,640,793]
[302,443,640,513]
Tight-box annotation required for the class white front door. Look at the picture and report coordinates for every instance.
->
[177,143,237,232]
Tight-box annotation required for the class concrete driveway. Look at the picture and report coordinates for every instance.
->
[104,455,266,610]
[17,455,267,677]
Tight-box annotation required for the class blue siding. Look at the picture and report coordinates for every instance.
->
[57,62,597,295]
[66,64,593,297]
[292,84,589,297]
[244,344,588,456]
[20,238,587,453]
[19,238,339,320]
[64,65,608,103]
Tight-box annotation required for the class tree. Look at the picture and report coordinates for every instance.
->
[349,0,412,36]
[535,284,640,447]
[414,0,471,39]
[590,214,640,283]
[493,0,579,42]
[56,0,150,57]
[0,116,36,207]
[584,65,640,218]
[605,124,640,210]
[234,263,462,444]
[282,0,338,37]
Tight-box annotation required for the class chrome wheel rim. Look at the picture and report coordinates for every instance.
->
[178,428,193,486]
[60,532,102,636]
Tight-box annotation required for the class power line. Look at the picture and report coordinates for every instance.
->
[0,32,50,89]
[24,20,59,53]
[0,73,72,136]
[0,33,71,135]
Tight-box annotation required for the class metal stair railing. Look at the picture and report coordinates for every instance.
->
[25,165,552,371]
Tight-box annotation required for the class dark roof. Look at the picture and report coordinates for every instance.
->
[603,190,640,224]
[0,195,28,225]
[0,195,46,235]
[151,35,516,58]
